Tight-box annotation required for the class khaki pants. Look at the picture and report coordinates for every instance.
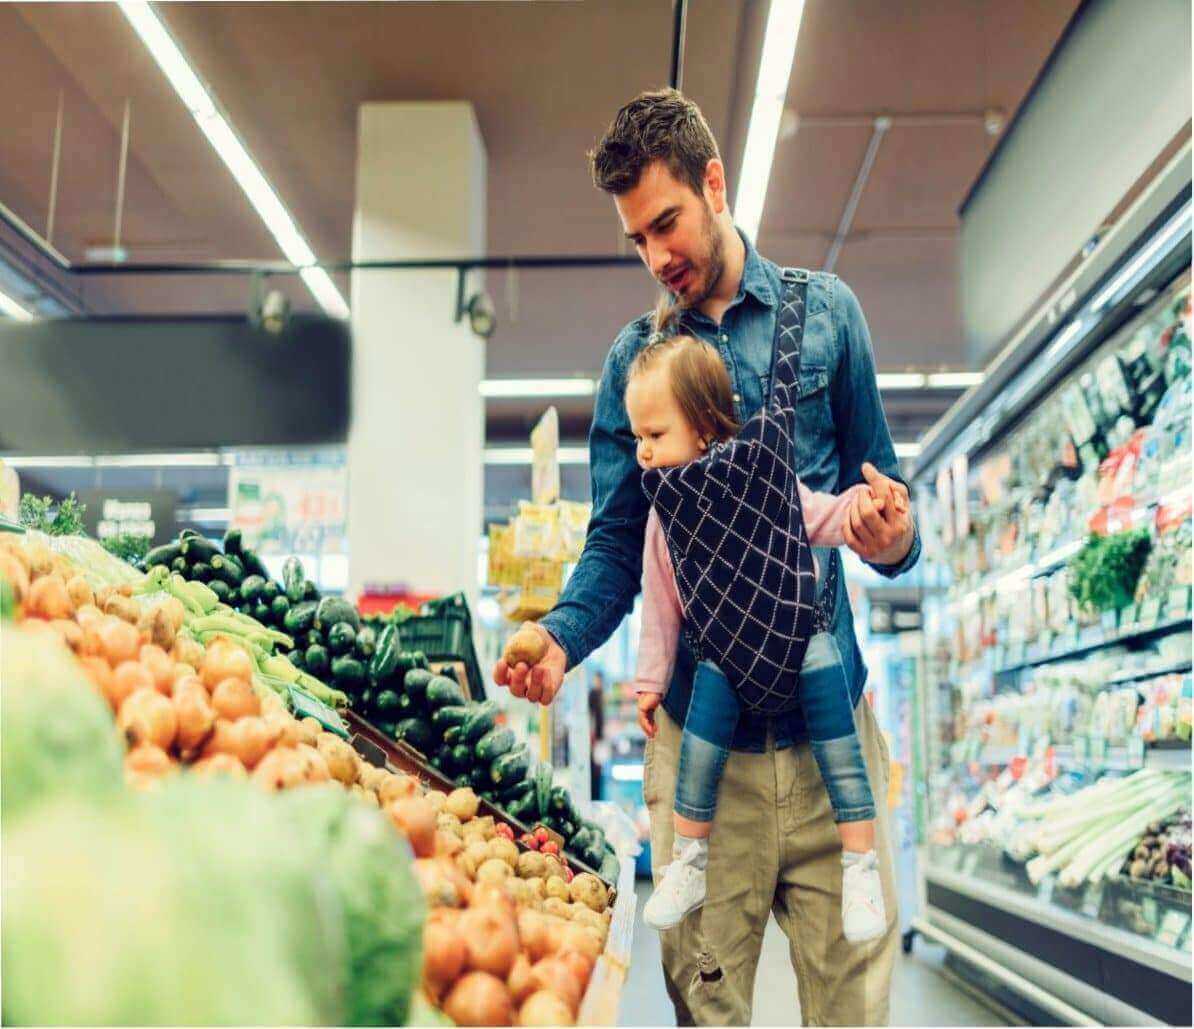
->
[643,700,898,1026]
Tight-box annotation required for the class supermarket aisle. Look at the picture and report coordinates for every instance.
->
[620,881,1008,1026]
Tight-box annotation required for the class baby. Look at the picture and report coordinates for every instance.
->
[627,323,892,942]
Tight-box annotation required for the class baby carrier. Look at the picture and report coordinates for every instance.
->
[640,268,836,716]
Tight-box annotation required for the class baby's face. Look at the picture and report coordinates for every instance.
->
[626,366,708,470]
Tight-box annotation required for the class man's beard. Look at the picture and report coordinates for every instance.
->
[674,202,725,309]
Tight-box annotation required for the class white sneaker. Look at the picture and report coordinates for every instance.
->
[643,842,707,930]
[841,850,887,943]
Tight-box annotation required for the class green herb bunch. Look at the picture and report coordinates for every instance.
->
[101,533,152,565]
[17,493,87,537]
[1067,528,1153,613]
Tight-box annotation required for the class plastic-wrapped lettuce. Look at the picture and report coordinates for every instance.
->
[274,785,426,1026]
[2,782,348,1026]
[1,624,124,823]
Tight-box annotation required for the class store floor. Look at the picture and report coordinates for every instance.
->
[619,881,1010,1027]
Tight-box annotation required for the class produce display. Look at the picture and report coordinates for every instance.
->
[1,511,625,1027]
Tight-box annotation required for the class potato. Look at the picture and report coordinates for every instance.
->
[517,850,549,879]
[476,858,514,885]
[502,626,548,667]
[378,771,420,806]
[545,876,570,902]
[316,732,359,785]
[461,815,496,842]
[436,831,464,858]
[568,872,609,913]
[424,790,448,813]
[487,836,520,869]
[459,840,492,879]
[445,787,480,822]
[570,907,606,932]
[541,896,571,919]
[524,877,547,901]
[504,877,533,906]
[542,855,565,882]
[437,811,465,838]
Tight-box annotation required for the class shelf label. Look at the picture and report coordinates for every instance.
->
[1080,882,1104,918]
[1156,910,1190,949]
[1141,896,1159,934]
[1089,734,1107,765]
[1037,877,1055,904]
[1138,597,1163,627]
[1167,587,1191,615]
[961,850,980,876]
[1127,736,1145,768]
[1101,609,1120,634]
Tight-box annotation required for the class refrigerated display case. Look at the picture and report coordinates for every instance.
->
[905,187,1192,1025]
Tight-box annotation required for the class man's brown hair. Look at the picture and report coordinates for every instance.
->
[589,88,720,197]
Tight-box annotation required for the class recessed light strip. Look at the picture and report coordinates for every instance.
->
[0,285,34,321]
[734,0,807,241]
[480,379,597,398]
[117,1,348,319]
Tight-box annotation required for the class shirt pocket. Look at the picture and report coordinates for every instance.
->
[790,363,833,468]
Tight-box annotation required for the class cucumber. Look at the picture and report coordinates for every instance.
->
[252,601,271,624]
[548,785,576,822]
[330,655,366,689]
[454,774,473,789]
[283,600,318,635]
[191,562,213,583]
[469,765,491,791]
[437,744,464,775]
[373,690,401,717]
[498,778,535,803]
[239,548,271,580]
[180,536,220,565]
[270,595,291,623]
[316,596,360,632]
[282,556,306,603]
[327,622,357,656]
[304,644,330,677]
[222,527,243,555]
[357,687,374,711]
[396,718,435,754]
[506,792,538,823]
[170,556,188,574]
[302,580,319,601]
[208,579,231,603]
[475,727,515,764]
[395,692,416,717]
[369,624,400,682]
[450,743,473,768]
[179,528,202,541]
[395,651,430,675]
[305,629,325,649]
[431,705,470,733]
[146,542,183,568]
[553,817,577,842]
[260,580,281,604]
[490,745,531,790]
[534,763,555,820]
[461,701,498,744]
[210,554,244,587]
[288,648,306,671]
[240,575,267,605]
[442,725,465,747]
[404,668,434,703]
[354,626,377,661]
[426,676,466,709]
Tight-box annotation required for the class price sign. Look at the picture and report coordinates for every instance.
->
[1156,910,1190,949]
[1081,882,1104,918]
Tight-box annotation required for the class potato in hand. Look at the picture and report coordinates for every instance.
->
[502,626,548,667]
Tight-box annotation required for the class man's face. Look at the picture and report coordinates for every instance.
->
[616,161,725,309]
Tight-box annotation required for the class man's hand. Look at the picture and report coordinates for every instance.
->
[637,692,662,738]
[843,462,914,566]
[492,622,567,706]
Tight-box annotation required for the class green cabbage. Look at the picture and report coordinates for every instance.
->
[274,785,426,1026]
[1,625,124,823]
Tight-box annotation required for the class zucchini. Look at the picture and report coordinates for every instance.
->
[282,556,306,603]
[252,601,271,624]
[239,548,271,580]
[490,745,531,790]
[180,536,220,565]
[454,774,473,789]
[305,629,325,649]
[469,765,491,791]
[373,690,401,717]
[534,763,555,820]
[330,655,366,689]
[548,785,576,822]
[170,556,188,574]
[357,687,374,711]
[395,692,416,717]
[146,542,183,568]
[316,596,360,632]
[304,644,330,677]
[208,579,231,603]
[461,701,498,744]
[327,622,357,656]
[404,668,435,703]
[442,725,465,747]
[396,718,435,754]
[498,778,535,803]
[288,648,306,671]
[450,743,473,769]
[354,626,377,661]
[426,676,466,709]
[270,595,291,622]
[179,528,202,541]
[210,553,244,587]
[475,727,515,764]
[395,651,430,675]
[240,575,267,604]
[506,792,538,823]
[553,817,577,842]
[581,841,605,870]
[260,580,281,604]
[191,562,213,583]
[222,527,243,555]
[283,599,317,635]
[302,580,319,601]
[431,705,471,733]
[369,624,400,682]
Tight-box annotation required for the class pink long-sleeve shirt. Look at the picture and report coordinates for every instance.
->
[632,481,869,695]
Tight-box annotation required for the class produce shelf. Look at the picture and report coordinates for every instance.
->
[578,856,637,1025]
[970,741,1191,772]
[1104,657,1192,685]
[992,613,1191,675]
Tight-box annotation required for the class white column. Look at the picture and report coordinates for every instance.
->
[349,102,486,604]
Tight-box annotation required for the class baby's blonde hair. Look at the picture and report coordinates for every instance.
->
[628,296,740,443]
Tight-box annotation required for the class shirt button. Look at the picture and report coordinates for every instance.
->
[733,393,742,403]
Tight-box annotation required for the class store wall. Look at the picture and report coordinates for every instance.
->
[349,102,486,603]
[960,0,1192,364]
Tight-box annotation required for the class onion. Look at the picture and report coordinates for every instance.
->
[118,688,178,751]
[295,743,332,783]
[171,664,199,690]
[519,990,576,1027]
[191,753,247,779]
[556,948,595,990]
[528,956,583,1016]
[65,574,94,610]
[48,619,83,651]
[174,680,216,756]
[139,644,175,695]
[459,904,520,978]
[210,677,260,720]
[124,743,173,777]
[422,917,467,1000]
[387,797,438,858]
[200,640,254,691]
[231,716,278,769]
[98,619,141,665]
[507,953,536,1006]
[413,858,462,908]
[76,656,115,702]
[557,922,604,962]
[109,660,155,710]
[27,574,74,620]
[252,747,308,790]
[442,971,514,1027]
[517,909,554,962]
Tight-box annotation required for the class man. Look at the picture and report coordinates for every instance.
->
[494,89,918,1026]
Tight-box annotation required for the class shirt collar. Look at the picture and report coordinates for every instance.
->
[735,229,777,309]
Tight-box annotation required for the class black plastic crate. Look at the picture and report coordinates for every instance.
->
[396,592,486,700]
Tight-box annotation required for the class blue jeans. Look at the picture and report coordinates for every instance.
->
[675,635,877,824]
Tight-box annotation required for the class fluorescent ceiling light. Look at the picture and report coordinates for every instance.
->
[893,441,921,459]
[876,373,926,389]
[1,455,95,468]
[926,371,984,389]
[1090,203,1190,313]
[734,0,806,240]
[480,379,597,399]
[118,1,348,319]
[0,286,34,321]
[1043,318,1084,363]
[484,447,590,466]
[95,452,222,468]
[177,506,231,522]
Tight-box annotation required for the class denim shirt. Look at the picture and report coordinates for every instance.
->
[540,231,921,752]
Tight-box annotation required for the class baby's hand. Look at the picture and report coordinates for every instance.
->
[637,692,662,738]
